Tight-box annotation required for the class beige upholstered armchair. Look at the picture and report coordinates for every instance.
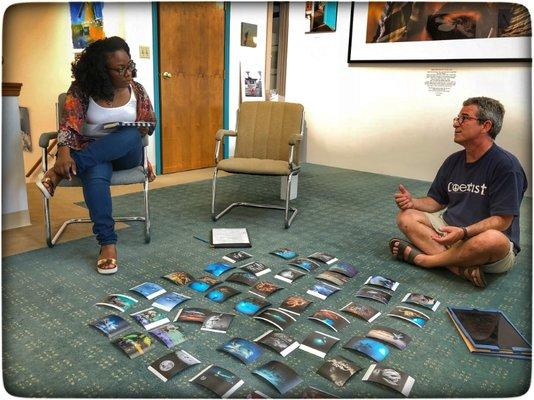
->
[211,101,305,228]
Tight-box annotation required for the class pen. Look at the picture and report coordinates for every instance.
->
[193,235,209,244]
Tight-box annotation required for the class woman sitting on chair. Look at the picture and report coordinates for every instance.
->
[36,36,156,275]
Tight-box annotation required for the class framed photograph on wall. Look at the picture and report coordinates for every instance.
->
[305,2,338,33]
[241,63,264,101]
[241,23,258,47]
[348,2,531,62]
[69,2,105,49]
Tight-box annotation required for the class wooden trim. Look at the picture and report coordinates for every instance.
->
[264,2,274,98]
[2,82,22,97]
[276,3,289,97]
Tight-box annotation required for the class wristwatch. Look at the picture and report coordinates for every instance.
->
[461,227,469,240]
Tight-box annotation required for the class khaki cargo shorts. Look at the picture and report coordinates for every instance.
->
[424,212,515,274]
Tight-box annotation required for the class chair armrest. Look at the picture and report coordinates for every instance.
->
[215,129,237,141]
[288,134,303,146]
[39,132,58,148]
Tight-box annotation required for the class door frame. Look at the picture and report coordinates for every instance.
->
[152,3,231,174]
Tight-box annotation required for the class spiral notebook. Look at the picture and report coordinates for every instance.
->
[102,121,155,130]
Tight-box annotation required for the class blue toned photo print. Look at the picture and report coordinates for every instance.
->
[152,292,191,312]
[235,297,270,316]
[270,248,298,260]
[130,282,166,300]
[90,314,130,338]
[205,262,234,277]
[188,276,218,293]
[289,257,319,272]
[220,337,264,364]
[328,261,358,278]
[387,306,430,328]
[206,286,240,303]
[189,281,210,292]
[306,281,340,300]
[252,360,303,395]
[343,336,389,362]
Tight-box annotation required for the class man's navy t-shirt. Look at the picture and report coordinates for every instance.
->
[427,144,527,253]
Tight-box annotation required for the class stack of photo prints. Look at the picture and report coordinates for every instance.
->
[89,243,495,398]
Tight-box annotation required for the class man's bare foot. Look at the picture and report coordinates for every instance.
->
[447,266,486,288]
[97,244,118,275]
[389,238,424,266]
[36,169,62,198]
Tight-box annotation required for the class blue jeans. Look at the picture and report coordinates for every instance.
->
[71,127,143,246]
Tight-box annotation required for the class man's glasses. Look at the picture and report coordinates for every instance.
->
[453,115,484,125]
[107,60,136,77]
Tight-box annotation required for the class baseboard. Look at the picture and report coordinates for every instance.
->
[2,210,31,230]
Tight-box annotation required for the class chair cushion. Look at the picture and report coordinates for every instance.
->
[217,158,291,176]
[58,166,146,187]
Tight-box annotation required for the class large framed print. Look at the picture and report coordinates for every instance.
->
[348,2,531,62]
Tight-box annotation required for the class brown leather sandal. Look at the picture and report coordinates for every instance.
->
[461,266,487,288]
[146,161,156,182]
[36,171,57,199]
[389,238,422,265]
[97,258,118,275]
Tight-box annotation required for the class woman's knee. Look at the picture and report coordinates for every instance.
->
[80,162,113,183]
[117,126,142,148]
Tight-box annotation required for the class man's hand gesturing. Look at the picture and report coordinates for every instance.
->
[395,184,414,210]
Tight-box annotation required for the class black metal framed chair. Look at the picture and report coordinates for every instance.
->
[38,93,151,247]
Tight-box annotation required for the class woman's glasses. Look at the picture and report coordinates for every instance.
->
[107,60,136,77]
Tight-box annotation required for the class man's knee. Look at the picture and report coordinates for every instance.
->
[396,209,424,231]
[469,229,510,258]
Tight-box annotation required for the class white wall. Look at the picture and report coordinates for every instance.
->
[104,2,156,164]
[285,2,532,195]
[227,2,268,155]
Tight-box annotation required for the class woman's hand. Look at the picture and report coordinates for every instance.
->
[53,146,77,179]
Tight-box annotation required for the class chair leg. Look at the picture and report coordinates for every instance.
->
[43,196,53,248]
[284,171,299,229]
[143,179,150,243]
[212,170,299,229]
[211,167,219,221]
[284,173,292,229]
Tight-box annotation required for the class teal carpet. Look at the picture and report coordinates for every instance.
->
[2,164,531,397]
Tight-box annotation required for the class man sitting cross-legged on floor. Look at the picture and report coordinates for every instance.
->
[389,96,527,288]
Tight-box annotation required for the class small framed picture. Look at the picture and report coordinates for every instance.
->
[241,22,257,47]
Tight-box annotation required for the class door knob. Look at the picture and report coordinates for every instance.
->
[162,72,173,79]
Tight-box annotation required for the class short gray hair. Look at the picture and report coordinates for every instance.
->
[463,97,505,139]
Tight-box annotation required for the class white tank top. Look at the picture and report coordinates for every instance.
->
[83,87,137,137]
